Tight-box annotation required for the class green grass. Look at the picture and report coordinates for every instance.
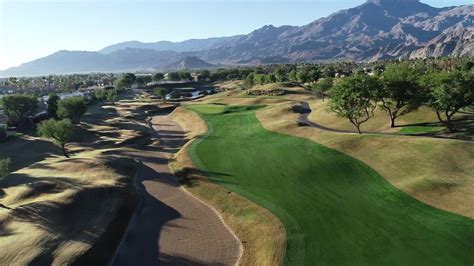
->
[398,125,444,135]
[186,104,474,265]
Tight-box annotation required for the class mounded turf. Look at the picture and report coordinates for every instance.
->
[186,104,474,265]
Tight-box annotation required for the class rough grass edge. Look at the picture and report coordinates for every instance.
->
[169,106,286,266]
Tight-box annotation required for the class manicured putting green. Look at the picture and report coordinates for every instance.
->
[186,104,474,265]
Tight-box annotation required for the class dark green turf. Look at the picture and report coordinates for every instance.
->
[187,104,474,266]
[398,125,444,135]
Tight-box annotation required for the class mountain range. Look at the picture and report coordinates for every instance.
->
[1,0,473,77]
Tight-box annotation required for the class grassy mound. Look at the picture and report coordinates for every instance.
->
[248,82,307,96]
[187,104,474,265]
[0,151,137,265]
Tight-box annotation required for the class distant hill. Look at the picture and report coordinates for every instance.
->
[162,56,217,71]
[1,0,472,77]
[99,36,243,54]
[1,48,182,77]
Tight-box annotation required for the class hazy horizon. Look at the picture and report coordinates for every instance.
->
[1,0,472,70]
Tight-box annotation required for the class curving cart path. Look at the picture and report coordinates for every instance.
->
[112,113,241,266]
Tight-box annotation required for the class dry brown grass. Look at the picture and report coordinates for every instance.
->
[0,94,160,265]
[169,107,286,266]
[0,150,137,265]
[213,80,245,91]
[257,102,474,219]
[250,82,306,93]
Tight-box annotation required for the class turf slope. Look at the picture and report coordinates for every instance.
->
[186,104,474,265]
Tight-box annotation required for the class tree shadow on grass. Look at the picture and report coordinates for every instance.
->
[399,112,474,140]
[0,136,61,172]
[173,166,235,188]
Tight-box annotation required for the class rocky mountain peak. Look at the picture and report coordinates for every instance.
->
[367,0,419,5]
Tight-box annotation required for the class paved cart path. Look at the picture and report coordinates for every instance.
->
[112,114,241,266]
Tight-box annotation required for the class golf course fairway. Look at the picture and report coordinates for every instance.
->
[186,104,474,265]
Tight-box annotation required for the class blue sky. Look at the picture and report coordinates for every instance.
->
[0,0,472,70]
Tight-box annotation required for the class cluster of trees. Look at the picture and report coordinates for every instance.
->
[190,57,473,87]
[38,95,88,157]
[167,71,192,81]
[95,86,119,105]
[2,73,117,93]
[0,94,88,128]
[1,94,38,129]
[326,63,473,133]
[0,93,88,157]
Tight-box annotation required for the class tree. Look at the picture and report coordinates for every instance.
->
[167,72,181,81]
[328,75,378,134]
[265,74,277,84]
[423,70,474,132]
[289,70,298,81]
[179,72,192,81]
[307,69,321,83]
[296,71,309,83]
[0,158,10,181]
[115,73,136,90]
[153,72,165,82]
[311,78,333,101]
[0,157,11,209]
[244,73,255,89]
[274,68,286,82]
[57,97,87,124]
[106,88,118,105]
[94,88,107,100]
[254,74,266,85]
[153,88,168,103]
[0,94,38,129]
[198,70,211,81]
[0,124,6,141]
[377,63,423,128]
[136,76,152,87]
[47,93,60,118]
[37,119,73,157]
